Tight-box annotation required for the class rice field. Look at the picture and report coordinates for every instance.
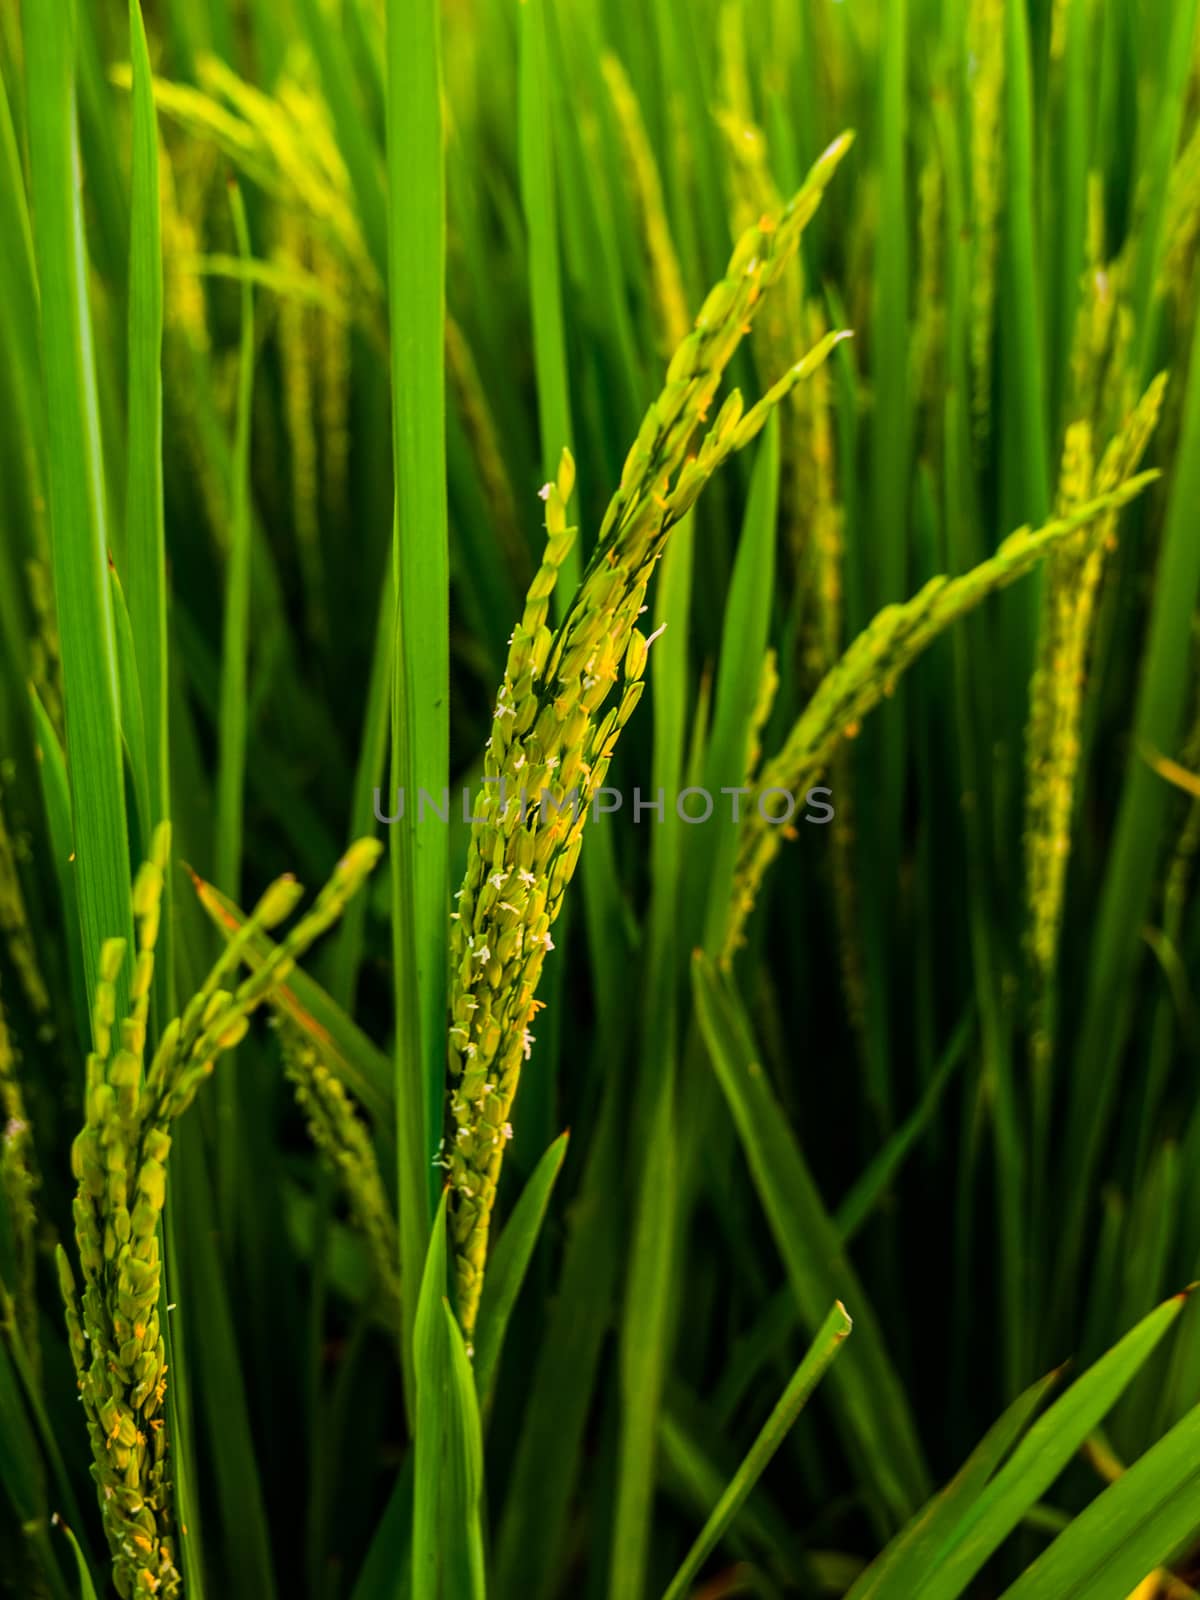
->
[3,0,1200,1595]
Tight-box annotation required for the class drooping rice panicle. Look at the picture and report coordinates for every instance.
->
[59,826,381,1599]
[722,464,1161,962]
[1024,376,1167,1088]
[967,0,1004,441]
[445,133,856,1333]
[276,1019,401,1336]
[601,52,691,352]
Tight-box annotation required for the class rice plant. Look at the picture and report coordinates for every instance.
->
[3,1,1200,1597]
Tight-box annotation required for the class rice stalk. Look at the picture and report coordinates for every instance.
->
[444,133,856,1334]
[723,462,1161,961]
[58,826,380,1599]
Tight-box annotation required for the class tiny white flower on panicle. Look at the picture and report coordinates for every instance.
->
[488,870,508,889]
[522,1029,535,1059]
[518,868,536,886]
[538,482,553,501]
[474,944,491,964]
[503,1122,514,1142]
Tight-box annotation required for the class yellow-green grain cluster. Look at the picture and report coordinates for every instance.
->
[445,134,856,1333]
[277,1019,402,1336]
[1023,376,1166,1075]
[723,464,1160,961]
[59,827,381,1598]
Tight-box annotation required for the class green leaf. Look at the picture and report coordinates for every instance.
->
[835,1009,973,1245]
[845,1369,1060,1600]
[126,0,169,839]
[26,0,133,1018]
[412,1194,486,1600]
[999,1397,1200,1599]
[697,414,780,955]
[660,1302,853,1600]
[474,1130,570,1409]
[387,0,448,1413]
[914,1292,1190,1599]
[54,1517,98,1600]
[692,952,929,1531]
[214,178,254,903]
[519,0,578,601]
[412,1195,450,1600]
[609,1056,679,1600]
